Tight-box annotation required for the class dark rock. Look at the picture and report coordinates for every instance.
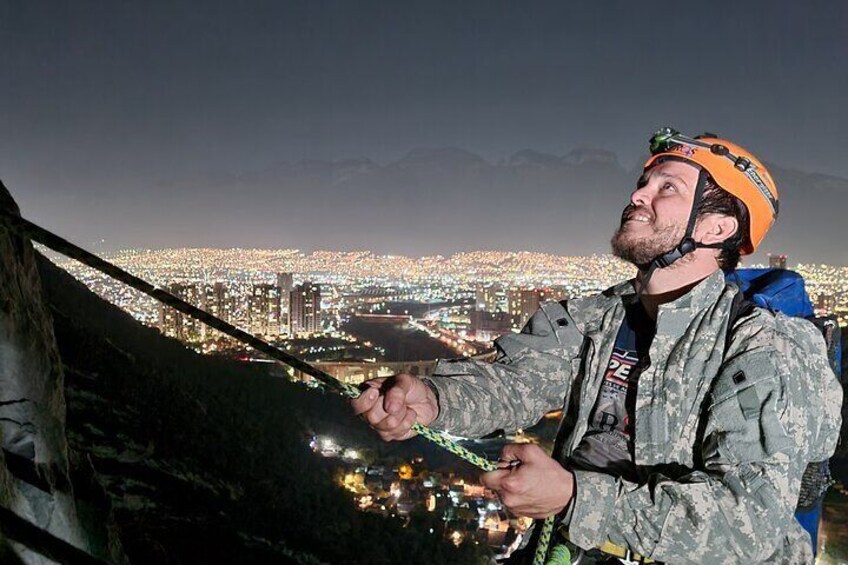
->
[0,179,123,563]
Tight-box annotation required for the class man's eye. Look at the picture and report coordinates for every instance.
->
[662,183,676,192]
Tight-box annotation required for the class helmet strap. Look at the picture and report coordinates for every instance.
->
[637,168,719,296]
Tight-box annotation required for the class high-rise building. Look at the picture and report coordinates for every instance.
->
[290,281,321,335]
[507,288,543,330]
[767,253,787,269]
[470,310,512,341]
[159,302,180,339]
[159,283,202,342]
[277,272,294,334]
[200,282,232,340]
[475,283,503,313]
[248,284,283,337]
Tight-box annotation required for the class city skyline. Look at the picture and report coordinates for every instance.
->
[52,246,848,322]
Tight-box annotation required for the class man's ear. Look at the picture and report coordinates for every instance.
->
[697,214,739,246]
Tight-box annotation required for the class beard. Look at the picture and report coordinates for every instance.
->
[610,208,686,266]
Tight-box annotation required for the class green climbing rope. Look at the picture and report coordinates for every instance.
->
[545,542,572,565]
[335,381,500,472]
[534,516,557,565]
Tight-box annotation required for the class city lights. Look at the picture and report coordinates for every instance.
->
[47,246,848,557]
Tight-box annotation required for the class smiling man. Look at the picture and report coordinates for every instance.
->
[351,128,842,564]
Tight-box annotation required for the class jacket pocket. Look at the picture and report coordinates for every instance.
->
[709,377,794,464]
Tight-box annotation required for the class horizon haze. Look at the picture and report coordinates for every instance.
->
[3,1,846,264]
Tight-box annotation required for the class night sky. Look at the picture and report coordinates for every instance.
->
[2,1,847,262]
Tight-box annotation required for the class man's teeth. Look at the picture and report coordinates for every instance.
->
[630,215,650,222]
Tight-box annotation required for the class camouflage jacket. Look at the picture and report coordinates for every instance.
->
[425,270,842,564]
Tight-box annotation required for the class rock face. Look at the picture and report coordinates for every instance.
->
[0,181,122,563]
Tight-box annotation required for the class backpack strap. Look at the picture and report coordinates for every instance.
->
[806,315,842,379]
[723,288,756,357]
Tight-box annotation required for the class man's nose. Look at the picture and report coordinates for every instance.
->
[630,185,651,208]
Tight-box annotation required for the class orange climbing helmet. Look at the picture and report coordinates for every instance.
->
[643,127,779,255]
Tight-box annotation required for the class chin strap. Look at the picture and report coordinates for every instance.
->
[637,169,725,295]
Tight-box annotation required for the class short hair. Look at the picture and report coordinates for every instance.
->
[696,173,750,272]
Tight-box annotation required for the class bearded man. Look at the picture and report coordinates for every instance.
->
[351,128,841,564]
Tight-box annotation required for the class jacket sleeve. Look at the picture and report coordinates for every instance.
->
[564,312,843,564]
[422,300,584,438]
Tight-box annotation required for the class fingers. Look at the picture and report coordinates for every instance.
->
[350,375,422,442]
[480,469,509,491]
[351,379,391,429]
[374,406,419,441]
[499,442,544,465]
[483,444,539,497]
[383,374,415,415]
[390,406,421,441]
[372,404,408,432]
[350,383,382,416]
[482,447,525,493]
[499,442,526,462]
[482,444,573,519]
[481,467,525,515]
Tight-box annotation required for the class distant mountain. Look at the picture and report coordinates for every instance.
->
[389,147,488,173]
[151,146,848,264]
[508,149,563,168]
[561,147,619,166]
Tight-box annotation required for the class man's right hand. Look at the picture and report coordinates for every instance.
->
[350,373,439,441]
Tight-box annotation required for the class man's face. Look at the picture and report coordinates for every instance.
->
[611,160,700,266]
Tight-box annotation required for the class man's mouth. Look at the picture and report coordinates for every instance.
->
[622,209,653,224]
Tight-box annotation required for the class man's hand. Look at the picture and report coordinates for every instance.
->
[481,443,575,519]
[350,373,439,441]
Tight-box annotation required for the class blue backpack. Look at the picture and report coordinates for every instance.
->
[726,268,841,556]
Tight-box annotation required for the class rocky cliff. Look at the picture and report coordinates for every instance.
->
[0,182,124,563]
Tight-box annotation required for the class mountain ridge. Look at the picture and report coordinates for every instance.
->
[130,144,848,263]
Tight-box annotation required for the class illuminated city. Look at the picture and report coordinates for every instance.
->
[51,247,848,338]
[40,246,848,557]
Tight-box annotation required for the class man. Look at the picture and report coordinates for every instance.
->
[351,129,842,563]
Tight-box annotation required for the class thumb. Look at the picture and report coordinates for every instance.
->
[480,469,509,491]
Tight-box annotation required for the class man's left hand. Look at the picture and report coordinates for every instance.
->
[481,443,575,519]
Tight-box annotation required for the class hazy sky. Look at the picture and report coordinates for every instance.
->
[1,1,847,259]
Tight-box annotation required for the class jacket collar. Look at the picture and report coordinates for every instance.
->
[573,269,727,335]
[653,269,727,315]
